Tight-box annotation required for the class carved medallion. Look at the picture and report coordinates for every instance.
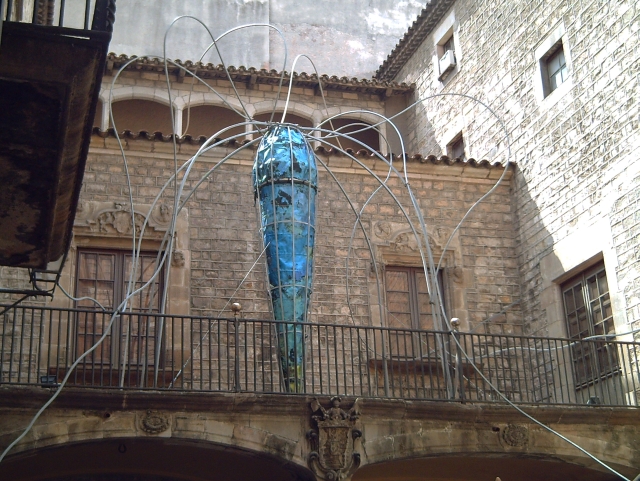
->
[139,410,170,435]
[374,222,392,240]
[308,397,362,481]
[502,424,528,447]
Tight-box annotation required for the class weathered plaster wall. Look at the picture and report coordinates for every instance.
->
[92,0,424,78]
[393,0,640,336]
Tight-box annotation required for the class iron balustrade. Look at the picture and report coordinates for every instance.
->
[2,0,115,32]
[1,304,639,406]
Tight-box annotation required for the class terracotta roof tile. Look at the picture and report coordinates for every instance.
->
[376,0,455,82]
[91,128,502,168]
[106,53,414,96]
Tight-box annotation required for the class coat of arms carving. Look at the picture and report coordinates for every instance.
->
[307,397,362,481]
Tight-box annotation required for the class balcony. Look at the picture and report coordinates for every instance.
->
[1,304,638,407]
[0,0,115,269]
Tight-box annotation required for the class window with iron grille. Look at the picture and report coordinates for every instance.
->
[561,262,619,387]
[74,249,163,366]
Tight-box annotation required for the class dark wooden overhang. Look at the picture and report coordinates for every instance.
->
[0,12,113,268]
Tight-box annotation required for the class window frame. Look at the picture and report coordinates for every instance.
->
[561,262,619,388]
[384,266,445,331]
[541,42,568,97]
[534,23,572,104]
[446,133,465,160]
[432,10,459,85]
[74,248,165,368]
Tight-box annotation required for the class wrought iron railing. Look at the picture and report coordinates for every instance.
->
[2,0,115,32]
[1,304,639,406]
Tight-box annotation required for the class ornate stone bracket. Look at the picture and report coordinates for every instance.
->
[307,397,362,481]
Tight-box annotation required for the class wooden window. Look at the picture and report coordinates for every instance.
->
[561,262,618,387]
[385,266,442,331]
[384,267,445,360]
[74,249,163,366]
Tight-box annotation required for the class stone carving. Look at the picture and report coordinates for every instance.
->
[159,203,172,223]
[139,410,171,435]
[451,265,463,284]
[432,226,453,248]
[374,221,392,240]
[74,201,173,239]
[308,397,362,481]
[389,232,418,253]
[171,250,185,267]
[94,209,145,235]
[502,424,528,447]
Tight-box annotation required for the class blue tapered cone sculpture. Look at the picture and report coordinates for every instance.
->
[253,124,317,393]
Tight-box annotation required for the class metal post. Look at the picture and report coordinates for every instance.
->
[232,303,242,392]
[451,318,465,403]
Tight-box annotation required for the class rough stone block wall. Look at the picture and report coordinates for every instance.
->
[79,139,518,331]
[394,0,640,335]
[612,175,640,333]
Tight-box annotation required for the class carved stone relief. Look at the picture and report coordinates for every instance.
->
[171,250,185,267]
[138,410,171,435]
[308,397,362,481]
[501,423,529,447]
[74,201,172,240]
[371,222,455,259]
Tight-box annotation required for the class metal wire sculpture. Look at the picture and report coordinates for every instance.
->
[253,124,317,392]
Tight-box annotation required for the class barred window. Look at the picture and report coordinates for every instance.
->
[561,262,618,386]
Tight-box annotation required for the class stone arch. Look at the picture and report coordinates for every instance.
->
[109,98,175,133]
[0,407,311,476]
[252,100,315,127]
[98,87,174,132]
[357,419,639,480]
[318,111,382,153]
[179,104,247,140]
[100,86,172,106]
[354,454,628,481]
[174,92,247,115]
[2,437,315,481]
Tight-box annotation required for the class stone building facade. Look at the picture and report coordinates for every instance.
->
[379,0,639,341]
[1,0,640,480]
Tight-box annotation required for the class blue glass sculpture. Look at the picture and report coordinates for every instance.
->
[253,124,317,393]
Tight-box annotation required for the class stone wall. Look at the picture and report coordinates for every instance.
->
[71,69,518,333]
[1,67,520,392]
[393,0,640,335]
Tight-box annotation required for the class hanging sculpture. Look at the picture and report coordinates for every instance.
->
[253,124,317,393]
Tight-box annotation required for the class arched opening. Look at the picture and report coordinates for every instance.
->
[354,455,624,481]
[253,112,313,129]
[2,438,315,481]
[110,99,174,133]
[320,117,380,152]
[182,104,246,140]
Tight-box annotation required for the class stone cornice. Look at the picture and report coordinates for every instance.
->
[1,386,636,426]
